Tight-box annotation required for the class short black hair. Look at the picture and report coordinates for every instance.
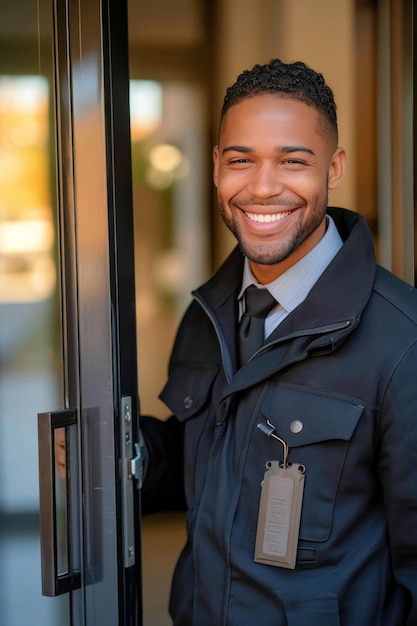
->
[220,59,338,145]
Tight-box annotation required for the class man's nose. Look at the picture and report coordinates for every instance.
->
[247,163,284,199]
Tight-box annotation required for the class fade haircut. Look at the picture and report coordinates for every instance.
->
[220,59,338,147]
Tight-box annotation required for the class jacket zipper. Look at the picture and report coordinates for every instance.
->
[248,319,353,362]
[192,291,235,384]
[194,290,353,371]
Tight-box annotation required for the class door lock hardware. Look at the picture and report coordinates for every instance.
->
[128,441,143,487]
[121,396,143,568]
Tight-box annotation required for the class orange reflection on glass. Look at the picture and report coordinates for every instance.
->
[0,76,55,303]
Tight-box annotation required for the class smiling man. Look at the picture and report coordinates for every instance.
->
[213,93,345,282]
[141,59,417,625]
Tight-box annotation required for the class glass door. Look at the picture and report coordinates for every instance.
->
[0,0,141,624]
[0,1,70,624]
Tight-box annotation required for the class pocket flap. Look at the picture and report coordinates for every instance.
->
[159,365,219,423]
[261,385,364,447]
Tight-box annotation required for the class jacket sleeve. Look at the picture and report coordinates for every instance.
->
[140,414,186,515]
[378,339,417,624]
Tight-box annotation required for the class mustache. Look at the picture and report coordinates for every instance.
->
[230,197,305,208]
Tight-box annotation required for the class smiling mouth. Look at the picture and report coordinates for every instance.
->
[245,209,294,223]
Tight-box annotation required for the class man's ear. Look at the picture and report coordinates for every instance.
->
[328,146,346,190]
[213,145,219,187]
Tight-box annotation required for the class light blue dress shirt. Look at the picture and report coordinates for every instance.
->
[238,215,343,338]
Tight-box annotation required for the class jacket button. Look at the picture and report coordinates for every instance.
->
[290,420,303,434]
[183,396,193,409]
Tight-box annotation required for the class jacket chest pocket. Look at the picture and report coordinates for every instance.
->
[160,364,220,506]
[260,384,364,542]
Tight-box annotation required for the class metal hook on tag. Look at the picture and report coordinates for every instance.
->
[257,419,289,467]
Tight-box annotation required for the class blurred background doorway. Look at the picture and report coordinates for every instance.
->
[127,1,415,624]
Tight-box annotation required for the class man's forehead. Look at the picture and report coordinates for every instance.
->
[220,94,334,148]
[221,96,318,133]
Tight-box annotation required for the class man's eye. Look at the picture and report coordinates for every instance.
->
[229,158,250,164]
[283,159,306,166]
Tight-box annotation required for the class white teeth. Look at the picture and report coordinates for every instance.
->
[246,210,292,223]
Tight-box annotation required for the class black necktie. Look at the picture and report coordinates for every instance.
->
[238,285,276,365]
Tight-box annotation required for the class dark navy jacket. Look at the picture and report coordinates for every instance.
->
[142,207,417,625]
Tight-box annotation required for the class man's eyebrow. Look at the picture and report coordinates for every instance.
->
[221,145,252,156]
[280,145,315,155]
[221,144,315,156]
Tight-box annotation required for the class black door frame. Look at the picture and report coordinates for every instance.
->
[53,0,141,623]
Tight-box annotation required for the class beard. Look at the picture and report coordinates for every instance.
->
[217,190,328,266]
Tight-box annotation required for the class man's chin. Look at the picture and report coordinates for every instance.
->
[239,243,292,267]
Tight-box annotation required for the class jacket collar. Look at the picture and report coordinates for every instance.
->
[193,208,376,388]
[195,244,244,310]
[192,246,243,377]
[270,207,376,337]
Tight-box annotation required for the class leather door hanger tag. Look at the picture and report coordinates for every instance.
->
[254,460,305,569]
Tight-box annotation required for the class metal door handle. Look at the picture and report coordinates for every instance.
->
[38,408,81,596]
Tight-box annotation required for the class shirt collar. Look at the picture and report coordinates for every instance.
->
[239,215,343,313]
